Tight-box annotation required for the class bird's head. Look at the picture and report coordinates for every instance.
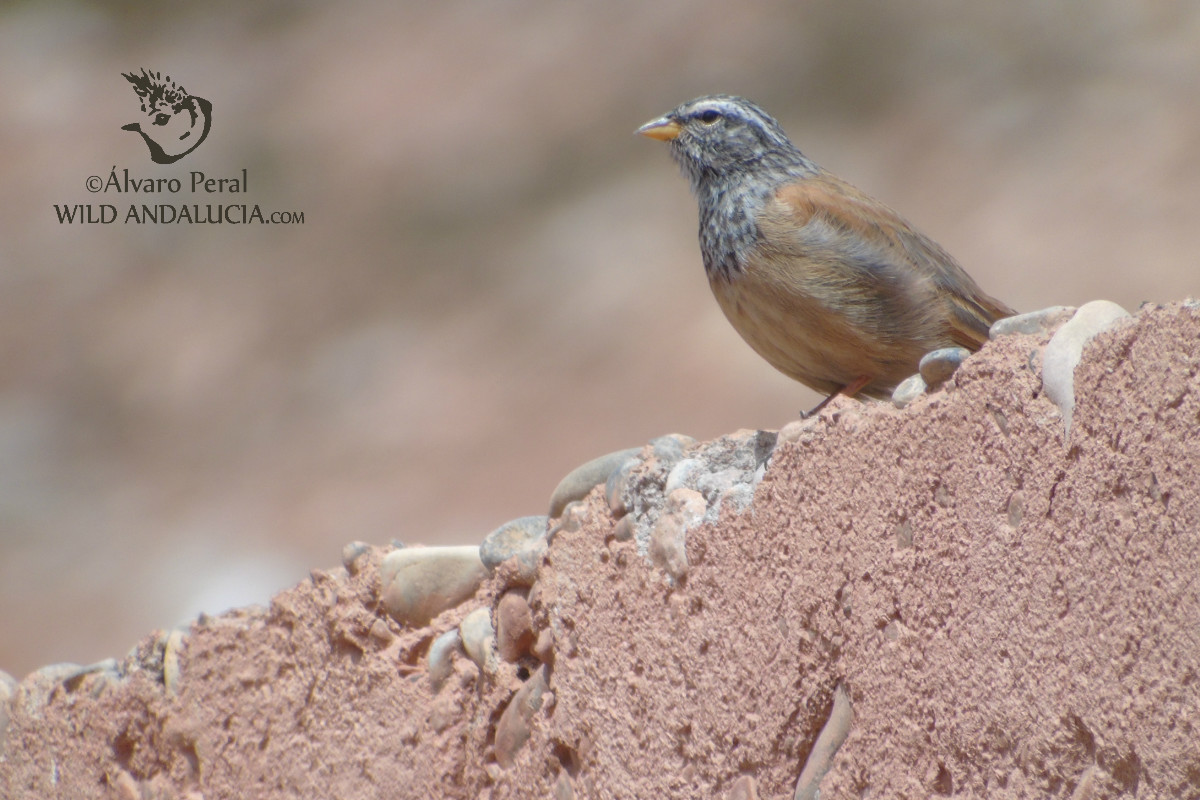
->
[637,95,810,191]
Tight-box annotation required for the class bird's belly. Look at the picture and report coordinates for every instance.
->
[709,269,927,396]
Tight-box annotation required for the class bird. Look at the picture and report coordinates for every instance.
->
[637,95,1016,415]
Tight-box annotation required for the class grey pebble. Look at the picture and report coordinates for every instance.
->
[919,347,970,387]
[379,546,487,627]
[1042,300,1131,435]
[459,606,498,675]
[481,515,548,584]
[549,447,642,518]
[341,540,373,574]
[989,305,1077,338]
[891,373,927,408]
[427,628,463,691]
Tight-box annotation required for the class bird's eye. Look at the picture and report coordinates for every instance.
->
[697,109,721,124]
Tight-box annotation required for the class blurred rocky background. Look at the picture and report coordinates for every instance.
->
[1,1,1197,676]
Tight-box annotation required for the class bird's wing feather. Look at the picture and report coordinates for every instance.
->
[769,175,1016,350]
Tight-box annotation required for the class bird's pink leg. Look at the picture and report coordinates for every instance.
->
[802,375,873,418]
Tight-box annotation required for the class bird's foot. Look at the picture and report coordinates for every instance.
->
[800,376,872,419]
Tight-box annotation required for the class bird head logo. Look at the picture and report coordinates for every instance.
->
[120,69,212,164]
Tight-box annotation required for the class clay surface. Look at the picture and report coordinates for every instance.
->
[2,303,1197,799]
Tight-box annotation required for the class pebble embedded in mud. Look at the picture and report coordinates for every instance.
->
[549,447,642,518]
[611,515,635,542]
[775,418,817,448]
[793,685,853,800]
[989,305,1077,338]
[459,606,498,675]
[606,457,639,517]
[481,515,548,584]
[340,540,373,574]
[718,483,755,515]
[919,347,970,387]
[427,628,463,691]
[663,458,701,498]
[367,618,394,645]
[1042,300,1131,435]
[379,545,487,627]
[650,514,688,580]
[649,488,706,581]
[666,487,707,526]
[17,663,85,714]
[64,659,124,696]
[494,592,534,663]
[493,666,550,769]
[891,373,928,408]
[554,501,589,536]
[162,630,186,695]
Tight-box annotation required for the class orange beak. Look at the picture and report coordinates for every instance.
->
[636,117,681,141]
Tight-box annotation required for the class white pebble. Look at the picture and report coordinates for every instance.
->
[891,374,928,408]
[427,628,463,691]
[459,607,498,675]
[1042,300,1131,436]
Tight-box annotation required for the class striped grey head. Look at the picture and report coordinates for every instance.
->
[636,95,815,196]
[638,95,818,280]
